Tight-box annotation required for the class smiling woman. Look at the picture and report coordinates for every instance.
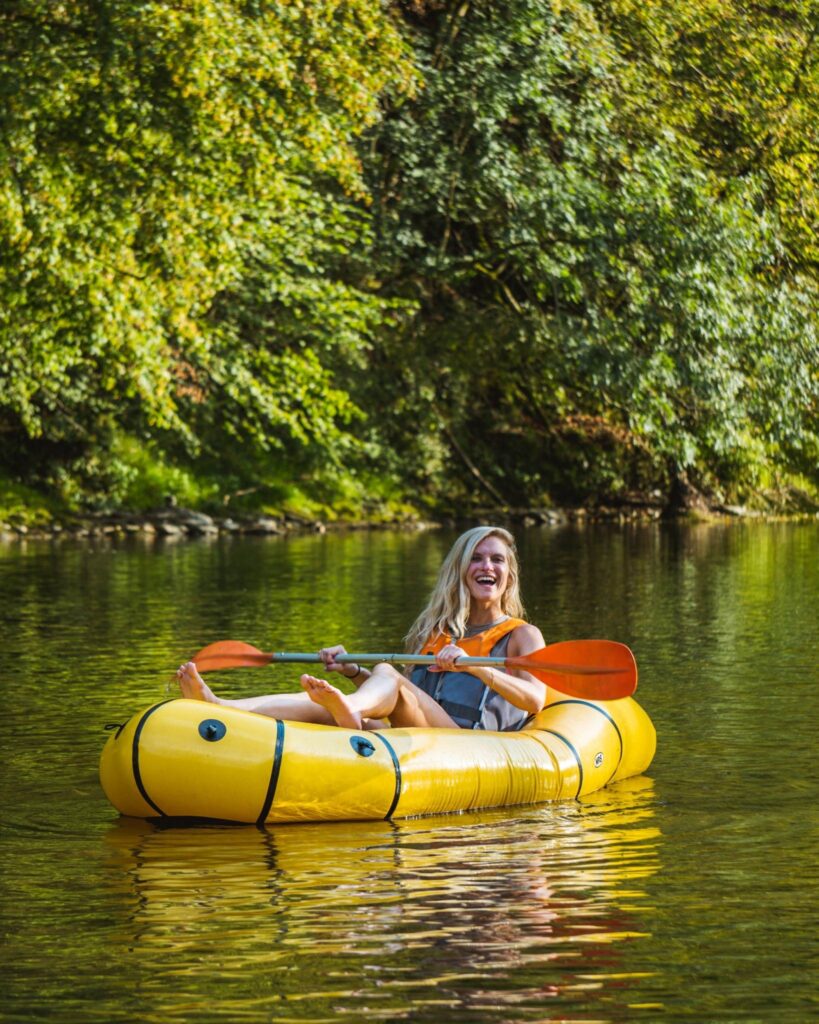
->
[177,526,549,733]
[398,527,548,731]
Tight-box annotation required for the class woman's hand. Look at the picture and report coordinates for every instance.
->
[319,644,367,682]
[433,643,465,672]
[432,643,495,686]
[319,644,349,674]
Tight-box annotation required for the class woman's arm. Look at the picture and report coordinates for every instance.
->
[435,624,548,714]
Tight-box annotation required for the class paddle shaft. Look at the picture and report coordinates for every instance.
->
[271,651,493,667]
[262,652,614,675]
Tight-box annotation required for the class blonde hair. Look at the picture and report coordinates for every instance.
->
[404,526,526,653]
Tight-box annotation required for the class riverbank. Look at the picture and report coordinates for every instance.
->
[2,498,813,543]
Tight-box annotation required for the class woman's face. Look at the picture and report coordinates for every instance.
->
[465,535,511,605]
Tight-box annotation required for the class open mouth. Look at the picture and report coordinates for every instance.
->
[475,575,497,586]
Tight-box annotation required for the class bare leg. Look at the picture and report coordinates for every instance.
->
[176,661,336,724]
[328,663,459,729]
[176,660,458,730]
[386,669,460,729]
[301,665,404,729]
[300,675,364,730]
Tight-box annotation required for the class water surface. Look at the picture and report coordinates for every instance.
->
[1,523,816,1022]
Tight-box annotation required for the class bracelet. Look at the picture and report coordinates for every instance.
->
[346,664,364,680]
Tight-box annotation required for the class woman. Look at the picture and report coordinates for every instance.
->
[177,526,548,732]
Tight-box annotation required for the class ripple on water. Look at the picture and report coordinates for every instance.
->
[1,524,817,1022]
[27,779,652,1022]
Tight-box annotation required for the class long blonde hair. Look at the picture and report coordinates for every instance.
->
[404,526,526,653]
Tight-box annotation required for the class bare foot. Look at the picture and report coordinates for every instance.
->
[177,661,222,704]
[300,674,362,730]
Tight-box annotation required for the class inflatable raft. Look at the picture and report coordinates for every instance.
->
[100,694,656,825]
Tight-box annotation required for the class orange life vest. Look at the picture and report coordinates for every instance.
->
[421,617,527,659]
[411,617,529,731]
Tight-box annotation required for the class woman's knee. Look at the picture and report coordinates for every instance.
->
[372,661,402,677]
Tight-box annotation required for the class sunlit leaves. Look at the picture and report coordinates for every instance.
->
[360,0,819,508]
[0,0,411,500]
[0,0,816,515]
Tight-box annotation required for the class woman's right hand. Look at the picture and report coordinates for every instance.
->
[319,644,349,675]
[432,643,465,672]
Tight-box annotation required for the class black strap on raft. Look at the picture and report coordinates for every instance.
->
[132,702,173,817]
[372,732,402,820]
[539,728,585,798]
[547,699,624,787]
[256,719,286,826]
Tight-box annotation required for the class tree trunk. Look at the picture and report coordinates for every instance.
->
[664,466,709,516]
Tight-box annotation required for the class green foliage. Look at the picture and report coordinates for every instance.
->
[1,0,817,518]
[0,0,411,502]
[185,185,408,473]
[96,435,220,512]
[0,475,60,527]
[359,0,819,509]
[597,0,819,274]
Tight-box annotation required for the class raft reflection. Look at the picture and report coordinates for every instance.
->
[104,777,660,1022]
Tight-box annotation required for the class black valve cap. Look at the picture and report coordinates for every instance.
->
[199,719,227,742]
[350,735,376,757]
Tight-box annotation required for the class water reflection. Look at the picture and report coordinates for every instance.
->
[102,777,659,1021]
[2,522,817,1022]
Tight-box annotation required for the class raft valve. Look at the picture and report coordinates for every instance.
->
[199,719,227,742]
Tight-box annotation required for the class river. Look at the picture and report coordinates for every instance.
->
[1,522,816,1022]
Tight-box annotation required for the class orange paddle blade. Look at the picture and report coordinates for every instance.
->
[508,640,637,700]
[191,640,272,671]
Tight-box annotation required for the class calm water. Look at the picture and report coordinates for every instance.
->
[1,523,817,1022]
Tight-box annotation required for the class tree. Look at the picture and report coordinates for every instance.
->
[0,0,411,505]
[360,0,818,510]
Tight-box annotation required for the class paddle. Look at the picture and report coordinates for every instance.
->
[188,638,637,701]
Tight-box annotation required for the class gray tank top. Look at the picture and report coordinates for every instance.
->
[410,630,529,732]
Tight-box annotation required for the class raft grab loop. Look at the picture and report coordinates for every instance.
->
[350,735,376,758]
[198,719,227,742]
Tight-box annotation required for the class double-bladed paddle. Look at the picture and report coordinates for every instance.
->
[188,638,637,701]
